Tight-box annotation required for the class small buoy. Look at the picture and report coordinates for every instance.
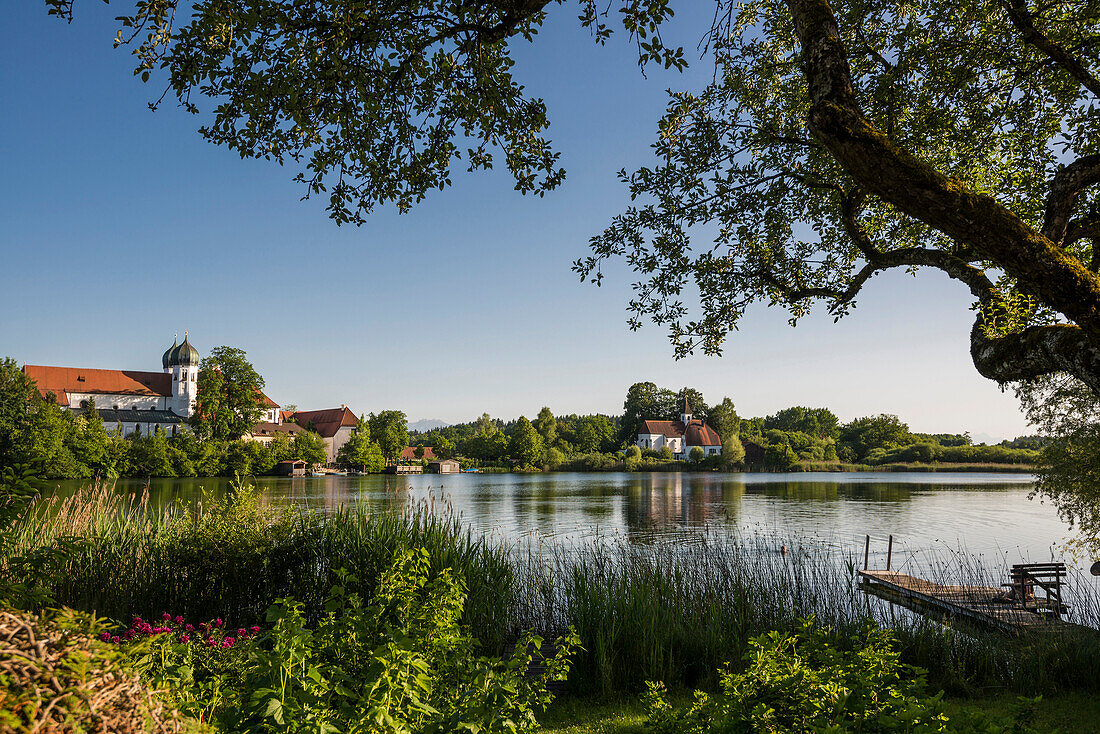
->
[1090,561,1100,576]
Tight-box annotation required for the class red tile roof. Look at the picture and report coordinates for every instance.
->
[23,365,171,406]
[640,420,685,438]
[250,421,304,436]
[685,421,722,447]
[400,446,437,460]
[289,407,358,438]
[639,418,722,447]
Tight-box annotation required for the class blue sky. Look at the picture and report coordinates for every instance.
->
[0,3,1030,441]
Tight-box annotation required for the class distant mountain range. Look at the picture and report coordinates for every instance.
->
[409,419,450,433]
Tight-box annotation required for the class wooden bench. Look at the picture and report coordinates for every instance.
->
[1002,563,1068,617]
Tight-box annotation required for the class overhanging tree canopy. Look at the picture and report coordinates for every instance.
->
[578,0,1100,394]
[46,0,1100,392]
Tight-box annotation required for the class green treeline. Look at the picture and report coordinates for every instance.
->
[412,385,1039,472]
[1,357,1039,478]
[737,406,1039,470]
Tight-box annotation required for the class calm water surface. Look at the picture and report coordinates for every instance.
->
[48,471,1079,571]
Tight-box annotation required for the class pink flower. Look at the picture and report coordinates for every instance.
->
[214,618,224,628]
[204,638,215,647]
[237,628,247,637]
[99,631,111,642]
[222,637,235,648]
[250,626,260,633]
[180,634,190,643]
[184,623,195,631]
[174,616,185,625]
[132,616,143,624]
[111,636,120,644]
[162,613,172,621]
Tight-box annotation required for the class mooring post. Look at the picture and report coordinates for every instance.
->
[887,534,894,571]
[863,534,870,570]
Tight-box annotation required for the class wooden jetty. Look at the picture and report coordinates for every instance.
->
[858,569,1074,634]
[858,534,1082,634]
[384,464,423,474]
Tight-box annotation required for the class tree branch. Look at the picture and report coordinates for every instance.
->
[785,0,1100,342]
[839,188,881,259]
[1066,214,1100,246]
[1000,0,1100,99]
[766,246,995,310]
[1043,153,1100,244]
[972,320,1100,394]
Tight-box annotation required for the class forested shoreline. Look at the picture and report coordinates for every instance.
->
[0,358,1040,479]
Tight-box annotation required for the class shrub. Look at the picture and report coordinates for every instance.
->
[644,620,955,733]
[234,549,576,733]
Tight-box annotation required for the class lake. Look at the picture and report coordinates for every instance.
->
[47,471,1079,572]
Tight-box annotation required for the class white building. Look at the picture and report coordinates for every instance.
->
[23,335,279,436]
[636,400,722,460]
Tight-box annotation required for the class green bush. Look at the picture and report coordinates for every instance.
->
[132,549,577,733]
[642,619,1041,733]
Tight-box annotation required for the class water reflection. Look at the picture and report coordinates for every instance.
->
[46,471,1061,563]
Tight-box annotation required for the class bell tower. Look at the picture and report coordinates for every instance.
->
[680,395,693,425]
[164,333,201,417]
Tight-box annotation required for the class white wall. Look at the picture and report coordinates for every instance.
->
[69,393,166,411]
[169,365,199,417]
[102,420,182,437]
[636,433,684,454]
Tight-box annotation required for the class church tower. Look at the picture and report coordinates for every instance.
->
[680,396,693,425]
[163,334,200,417]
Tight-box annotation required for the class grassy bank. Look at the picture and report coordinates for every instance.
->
[795,460,1037,473]
[538,693,1100,734]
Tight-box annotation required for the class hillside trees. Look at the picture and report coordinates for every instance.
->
[838,414,914,462]
[534,407,558,447]
[508,416,544,466]
[192,347,267,441]
[708,398,741,445]
[368,411,409,461]
[337,416,385,472]
[621,382,676,442]
[293,431,328,467]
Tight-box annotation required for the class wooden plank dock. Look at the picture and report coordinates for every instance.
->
[858,569,1080,634]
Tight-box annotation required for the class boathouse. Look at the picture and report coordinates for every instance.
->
[275,459,308,477]
[429,459,461,474]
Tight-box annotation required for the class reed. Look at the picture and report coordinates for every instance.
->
[7,481,1100,699]
[5,480,516,652]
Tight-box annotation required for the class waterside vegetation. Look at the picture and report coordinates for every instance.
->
[4,474,1100,730]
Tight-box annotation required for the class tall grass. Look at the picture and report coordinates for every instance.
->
[5,481,516,652]
[7,480,1100,698]
[509,533,1100,696]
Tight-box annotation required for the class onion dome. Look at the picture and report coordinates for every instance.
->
[168,335,200,367]
[162,336,178,369]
